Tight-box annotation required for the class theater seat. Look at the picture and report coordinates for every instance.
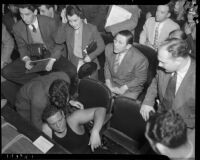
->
[77,78,113,131]
[133,43,158,102]
[102,96,150,154]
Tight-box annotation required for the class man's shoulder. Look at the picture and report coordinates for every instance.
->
[129,46,148,62]
[165,18,180,28]
[105,43,113,52]
[13,20,25,32]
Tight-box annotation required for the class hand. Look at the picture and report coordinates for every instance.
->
[119,85,128,94]
[61,8,68,24]
[69,100,84,109]
[1,99,7,109]
[83,55,91,63]
[140,104,155,121]
[89,130,101,152]
[105,26,111,33]
[25,60,33,70]
[45,58,56,71]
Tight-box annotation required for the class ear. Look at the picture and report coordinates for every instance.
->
[167,12,171,18]
[126,44,132,50]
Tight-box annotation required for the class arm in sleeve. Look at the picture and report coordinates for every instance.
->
[1,24,14,64]
[142,71,159,107]
[30,83,48,131]
[126,57,149,91]
[87,26,105,61]
[139,19,148,45]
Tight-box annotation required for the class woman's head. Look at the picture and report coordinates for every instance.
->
[49,79,70,110]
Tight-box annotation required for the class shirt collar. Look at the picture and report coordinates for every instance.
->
[177,57,191,78]
[29,16,39,30]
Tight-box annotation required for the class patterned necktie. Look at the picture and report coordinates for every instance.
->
[31,24,37,33]
[113,53,122,73]
[161,72,177,112]
[153,22,160,50]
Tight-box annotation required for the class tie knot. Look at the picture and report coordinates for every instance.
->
[31,24,37,32]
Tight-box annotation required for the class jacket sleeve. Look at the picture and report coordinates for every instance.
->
[13,25,29,60]
[104,44,112,81]
[30,84,48,131]
[88,25,105,61]
[142,71,159,107]
[50,20,66,60]
[1,24,14,63]
[126,56,149,90]
[139,18,148,45]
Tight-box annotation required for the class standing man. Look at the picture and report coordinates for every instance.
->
[139,4,180,51]
[2,4,76,85]
[56,5,105,80]
[140,39,195,130]
[104,30,148,99]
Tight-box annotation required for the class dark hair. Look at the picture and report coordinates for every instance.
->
[17,4,37,12]
[66,5,85,19]
[160,38,189,58]
[169,29,187,40]
[115,30,134,45]
[48,79,70,110]
[146,110,187,148]
[42,104,62,123]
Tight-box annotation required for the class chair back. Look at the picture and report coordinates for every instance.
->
[110,96,146,148]
[77,78,112,113]
[133,43,158,101]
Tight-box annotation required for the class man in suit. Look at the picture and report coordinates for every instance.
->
[56,5,105,80]
[139,4,180,51]
[104,30,149,99]
[1,4,76,85]
[140,39,195,130]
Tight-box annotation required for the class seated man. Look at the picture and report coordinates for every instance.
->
[139,4,180,51]
[104,30,149,99]
[42,80,106,154]
[145,110,195,159]
[2,4,76,86]
[56,5,105,80]
[15,71,81,130]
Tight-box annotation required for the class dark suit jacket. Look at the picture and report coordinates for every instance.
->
[12,15,65,60]
[15,72,70,131]
[143,58,196,128]
[55,22,105,69]
[104,43,149,99]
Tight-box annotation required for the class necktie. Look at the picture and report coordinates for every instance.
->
[161,72,177,112]
[153,22,160,50]
[31,24,37,33]
[113,53,122,73]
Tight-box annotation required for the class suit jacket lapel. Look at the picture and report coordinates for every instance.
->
[115,48,132,75]
[37,16,46,45]
[173,58,195,107]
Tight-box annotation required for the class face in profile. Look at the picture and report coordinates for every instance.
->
[157,46,179,73]
[67,14,82,30]
[19,7,36,25]
[46,111,67,133]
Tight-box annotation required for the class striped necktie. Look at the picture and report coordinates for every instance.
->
[113,53,122,73]
[153,22,160,50]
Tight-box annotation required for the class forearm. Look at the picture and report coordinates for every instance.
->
[91,107,106,133]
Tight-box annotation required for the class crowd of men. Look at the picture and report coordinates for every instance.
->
[1,1,196,158]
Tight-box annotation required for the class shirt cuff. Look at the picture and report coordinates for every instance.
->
[22,56,30,62]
